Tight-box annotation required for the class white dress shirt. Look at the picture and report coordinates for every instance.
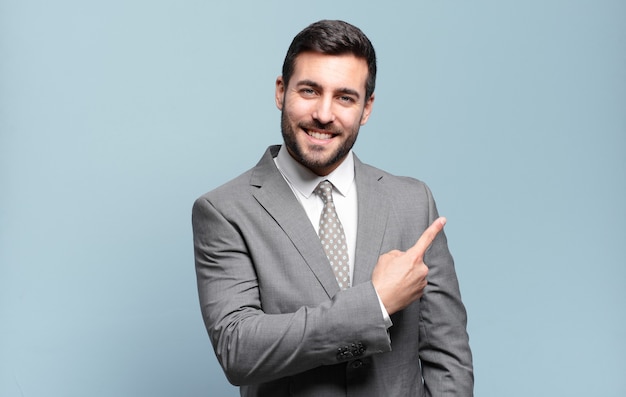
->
[274,146,392,327]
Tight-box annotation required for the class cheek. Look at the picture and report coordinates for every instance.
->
[284,100,312,121]
[337,110,365,129]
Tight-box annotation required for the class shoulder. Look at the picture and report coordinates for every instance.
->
[356,158,433,198]
[194,145,279,205]
[196,169,254,203]
[191,172,255,231]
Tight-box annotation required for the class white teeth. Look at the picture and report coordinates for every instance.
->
[308,131,332,140]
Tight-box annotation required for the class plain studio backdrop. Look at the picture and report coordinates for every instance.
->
[1,1,624,396]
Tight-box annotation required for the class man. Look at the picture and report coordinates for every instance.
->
[192,20,473,396]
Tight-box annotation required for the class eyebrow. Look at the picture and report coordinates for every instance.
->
[296,79,361,100]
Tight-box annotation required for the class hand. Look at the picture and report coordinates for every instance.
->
[371,217,446,315]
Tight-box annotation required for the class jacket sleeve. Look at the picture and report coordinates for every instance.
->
[192,196,391,386]
[418,184,474,396]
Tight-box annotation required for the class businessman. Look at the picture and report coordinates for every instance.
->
[192,20,473,396]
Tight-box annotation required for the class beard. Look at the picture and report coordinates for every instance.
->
[280,110,359,175]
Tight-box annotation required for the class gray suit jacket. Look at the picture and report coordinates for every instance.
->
[192,145,473,396]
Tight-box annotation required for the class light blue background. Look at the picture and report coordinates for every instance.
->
[1,1,624,396]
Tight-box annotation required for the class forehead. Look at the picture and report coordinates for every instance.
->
[290,52,369,94]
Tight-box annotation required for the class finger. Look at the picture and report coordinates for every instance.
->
[406,217,446,259]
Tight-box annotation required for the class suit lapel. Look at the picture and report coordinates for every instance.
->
[352,157,390,285]
[250,146,341,298]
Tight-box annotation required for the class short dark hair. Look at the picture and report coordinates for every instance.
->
[281,20,377,99]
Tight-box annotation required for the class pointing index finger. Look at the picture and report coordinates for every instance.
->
[406,217,447,259]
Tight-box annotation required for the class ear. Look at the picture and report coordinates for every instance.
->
[275,76,285,110]
[360,93,375,125]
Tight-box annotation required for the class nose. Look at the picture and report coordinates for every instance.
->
[312,97,335,124]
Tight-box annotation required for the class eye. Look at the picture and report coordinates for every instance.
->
[300,88,316,96]
[338,95,356,104]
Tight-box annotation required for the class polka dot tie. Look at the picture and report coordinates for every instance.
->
[314,180,350,290]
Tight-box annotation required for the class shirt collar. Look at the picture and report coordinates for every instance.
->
[274,145,355,198]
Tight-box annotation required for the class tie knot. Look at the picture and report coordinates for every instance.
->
[314,180,334,203]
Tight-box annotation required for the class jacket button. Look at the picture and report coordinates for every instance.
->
[350,360,363,369]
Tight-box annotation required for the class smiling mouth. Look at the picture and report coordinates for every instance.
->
[306,130,334,140]
[301,123,339,140]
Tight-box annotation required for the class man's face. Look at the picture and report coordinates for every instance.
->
[275,52,374,176]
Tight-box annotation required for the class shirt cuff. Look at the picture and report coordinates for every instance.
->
[375,289,393,329]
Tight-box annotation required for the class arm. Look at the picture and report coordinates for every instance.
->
[418,186,474,396]
[368,180,473,395]
[192,196,391,386]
